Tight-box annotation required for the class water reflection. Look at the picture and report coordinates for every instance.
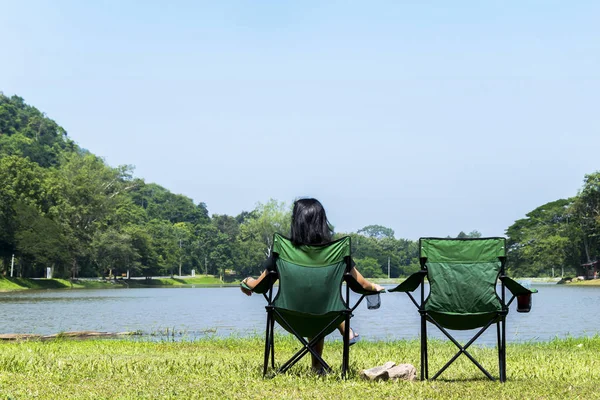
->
[1,284,599,345]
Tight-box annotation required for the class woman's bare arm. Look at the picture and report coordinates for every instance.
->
[351,267,385,292]
[240,269,269,296]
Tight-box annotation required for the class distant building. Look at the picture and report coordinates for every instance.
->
[579,261,600,279]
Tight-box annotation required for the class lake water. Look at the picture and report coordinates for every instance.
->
[1,283,599,345]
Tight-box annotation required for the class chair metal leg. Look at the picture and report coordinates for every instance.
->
[500,318,507,382]
[263,310,273,376]
[269,317,275,368]
[497,321,502,381]
[421,311,428,380]
[342,313,350,379]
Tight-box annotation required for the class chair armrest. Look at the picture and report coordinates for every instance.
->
[345,275,385,295]
[388,270,426,293]
[500,276,538,296]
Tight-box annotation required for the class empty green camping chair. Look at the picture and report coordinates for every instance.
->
[389,237,537,382]
[241,233,380,378]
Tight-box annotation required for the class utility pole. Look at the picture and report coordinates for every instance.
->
[178,239,182,277]
[388,257,390,279]
[10,254,15,278]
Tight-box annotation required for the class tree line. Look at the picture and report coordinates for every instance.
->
[505,173,600,277]
[0,94,423,279]
[2,93,598,279]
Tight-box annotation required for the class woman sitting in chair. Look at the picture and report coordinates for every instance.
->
[240,197,384,371]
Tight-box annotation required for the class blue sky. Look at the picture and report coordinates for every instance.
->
[2,1,599,239]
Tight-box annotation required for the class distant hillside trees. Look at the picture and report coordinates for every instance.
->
[1,94,422,279]
[506,173,600,277]
[3,92,597,279]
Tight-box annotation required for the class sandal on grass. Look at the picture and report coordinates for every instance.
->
[349,329,360,346]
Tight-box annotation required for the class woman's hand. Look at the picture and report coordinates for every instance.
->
[372,283,385,292]
[240,277,253,296]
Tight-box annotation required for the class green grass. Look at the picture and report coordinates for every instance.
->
[136,276,225,286]
[0,276,110,291]
[1,336,599,399]
[569,279,600,286]
[0,275,228,292]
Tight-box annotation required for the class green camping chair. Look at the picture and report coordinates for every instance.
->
[241,233,380,378]
[389,237,537,382]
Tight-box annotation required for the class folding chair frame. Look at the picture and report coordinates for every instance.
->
[399,240,530,383]
[260,263,370,379]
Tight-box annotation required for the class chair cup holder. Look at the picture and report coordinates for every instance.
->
[516,293,532,313]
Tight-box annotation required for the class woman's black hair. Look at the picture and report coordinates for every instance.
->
[290,198,334,246]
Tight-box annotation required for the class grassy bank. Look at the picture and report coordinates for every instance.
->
[2,275,565,292]
[0,275,227,292]
[124,276,226,287]
[568,279,600,286]
[0,276,114,291]
[0,336,598,399]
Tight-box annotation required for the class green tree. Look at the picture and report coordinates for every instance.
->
[506,199,579,277]
[572,172,600,263]
[345,232,418,278]
[210,233,234,281]
[193,223,219,275]
[130,182,209,225]
[237,200,290,259]
[0,156,49,273]
[14,202,69,278]
[0,93,74,167]
[145,219,179,276]
[354,257,385,278]
[456,230,482,238]
[91,228,140,278]
[46,153,133,277]
[173,222,194,276]
[357,225,395,239]
[123,224,158,278]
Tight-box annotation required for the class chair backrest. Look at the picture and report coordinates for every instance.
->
[271,233,351,337]
[421,237,506,330]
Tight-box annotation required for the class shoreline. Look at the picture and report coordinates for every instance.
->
[0,275,234,292]
[1,275,571,292]
[0,330,139,341]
